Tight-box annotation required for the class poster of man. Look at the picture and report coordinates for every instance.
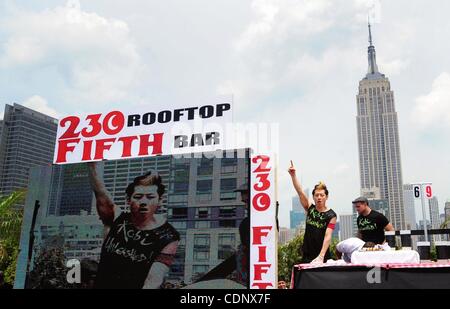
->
[14,150,250,289]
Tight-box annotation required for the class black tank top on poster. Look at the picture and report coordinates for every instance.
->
[301,205,337,263]
[95,213,180,289]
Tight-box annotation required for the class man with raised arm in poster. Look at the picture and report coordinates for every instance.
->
[88,162,179,289]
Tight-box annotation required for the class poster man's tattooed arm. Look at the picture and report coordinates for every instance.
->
[142,241,178,289]
[87,162,116,227]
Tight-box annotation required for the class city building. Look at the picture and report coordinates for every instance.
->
[0,103,57,197]
[169,150,249,284]
[445,201,450,220]
[429,197,440,229]
[290,190,309,231]
[428,197,441,241]
[403,184,418,230]
[356,24,406,230]
[278,227,297,245]
[339,214,354,241]
[47,163,95,216]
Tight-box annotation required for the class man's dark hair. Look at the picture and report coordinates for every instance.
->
[312,181,329,197]
[363,242,376,248]
[125,170,165,200]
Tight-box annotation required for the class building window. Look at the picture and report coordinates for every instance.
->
[221,158,238,174]
[171,221,187,230]
[218,234,235,260]
[193,265,209,276]
[194,234,210,247]
[196,179,212,201]
[169,194,188,203]
[171,207,188,219]
[219,220,236,228]
[219,207,236,218]
[197,158,213,176]
[220,178,237,200]
[196,207,209,219]
[194,251,209,261]
[173,169,189,193]
[197,179,212,193]
[195,221,211,229]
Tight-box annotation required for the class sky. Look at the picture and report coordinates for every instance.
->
[1,0,449,228]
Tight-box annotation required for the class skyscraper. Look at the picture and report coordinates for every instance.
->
[403,184,418,230]
[428,197,440,229]
[290,190,308,230]
[171,151,249,284]
[356,24,405,230]
[47,163,95,216]
[278,227,296,245]
[0,103,57,197]
[445,201,450,220]
[339,214,354,241]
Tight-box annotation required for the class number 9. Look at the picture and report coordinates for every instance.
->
[425,185,432,198]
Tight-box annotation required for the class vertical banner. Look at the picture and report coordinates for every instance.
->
[250,154,277,289]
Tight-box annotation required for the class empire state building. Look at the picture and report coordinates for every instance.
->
[356,24,405,230]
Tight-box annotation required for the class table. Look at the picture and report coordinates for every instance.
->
[351,249,420,264]
[291,262,450,289]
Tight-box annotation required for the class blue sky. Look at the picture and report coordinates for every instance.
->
[1,0,449,227]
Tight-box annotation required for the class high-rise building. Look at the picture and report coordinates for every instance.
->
[290,210,306,230]
[445,201,450,220]
[170,151,249,284]
[47,164,95,216]
[403,184,418,230]
[290,189,308,230]
[291,196,302,212]
[332,222,340,239]
[339,214,354,241]
[0,103,57,197]
[279,227,297,245]
[14,165,102,288]
[428,197,440,229]
[356,24,405,230]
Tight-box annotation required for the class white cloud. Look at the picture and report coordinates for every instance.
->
[0,1,141,108]
[411,72,450,129]
[22,95,60,119]
[235,0,333,52]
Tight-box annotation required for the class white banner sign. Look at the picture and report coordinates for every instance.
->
[53,100,233,164]
[250,154,277,289]
[413,183,433,200]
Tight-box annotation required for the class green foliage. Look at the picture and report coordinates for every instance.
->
[27,246,71,289]
[0,191,25,242]
[441,217,450,229]
[430,244,437,262]
[278,234,340,284]
[0,191,26,285]
[3,244,19,285]
[278,234,303,283]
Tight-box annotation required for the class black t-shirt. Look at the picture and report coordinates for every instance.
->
[357,210,389,244]
[301,205,337,263]
[95,213,180,289]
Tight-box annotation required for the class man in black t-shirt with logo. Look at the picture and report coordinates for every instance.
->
[88,163,179,289]
[288,161,337,264]
[353,197,394,244]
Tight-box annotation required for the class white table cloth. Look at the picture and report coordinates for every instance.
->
[351,249,420,264]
